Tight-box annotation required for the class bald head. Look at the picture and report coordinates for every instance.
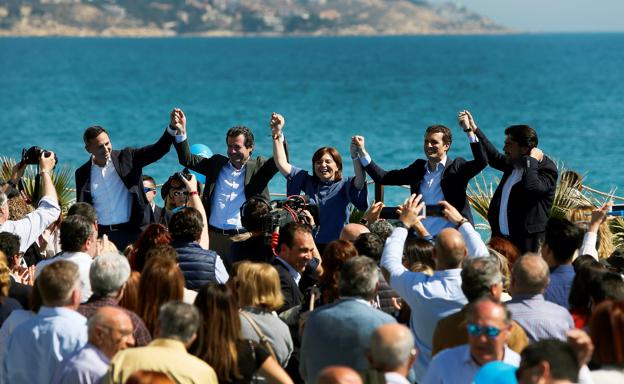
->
[88,306,135,358]
[511,253,550,295]
[340,224,370,243]
[316,366,363,384]
[434,228,467,269]
[370,323,416,373]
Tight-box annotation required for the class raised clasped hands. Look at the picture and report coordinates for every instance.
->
[270,112,285,139]
[170,108,186,135]
[351,135,367,158]
[458,110,478,133]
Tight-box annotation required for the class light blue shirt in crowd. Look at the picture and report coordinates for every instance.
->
[51,343,110,384]
[380,227,488,382]
[3,306,88,384]
[506,294,574,342]
[422,344,520,384]
[544,264,576,309]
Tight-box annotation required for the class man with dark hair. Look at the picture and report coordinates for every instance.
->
[516,340,580,384]
[75,123,175,250]
[423,297,520,383]
[36,215,97,302]
[104,301,218,384]
[272,222,321,313]
[170,108,281,261]
[142,175,170,225]
[169,207,228,290]
[353,116,487,236]
[300,256,396,384]
[4,260,87,383]
[464,111,558,253]
[0,232,32,308]
[68,202,98,226]
[432,257,528,356]
[542,218,583,308]
[588,271,624,305]
[231,196,274,263]
[507,253,574,342]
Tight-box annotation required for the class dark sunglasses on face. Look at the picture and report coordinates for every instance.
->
[143,187,156,193]
[467,323,502,339]
[171,190,188,197]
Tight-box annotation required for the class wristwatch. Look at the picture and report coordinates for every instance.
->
[395,221,409,230]
[455,218,468,229]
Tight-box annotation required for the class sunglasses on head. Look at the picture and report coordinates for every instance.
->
[467,323,502,339]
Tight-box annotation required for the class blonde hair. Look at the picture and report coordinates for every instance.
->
[234,262,284,311]
[567,206,615,259]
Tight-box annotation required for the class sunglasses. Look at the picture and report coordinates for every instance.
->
[171,190,188,197]
[467,323,502,339]
[143,187,156,193]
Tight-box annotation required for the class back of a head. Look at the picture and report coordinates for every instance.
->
[354,232,384,262]
[589,299,624,366]
[339,223,370,243]
[488,236,520,267]
[158,301,200,344]
[67,202,98,225]
[568,261,605,309]
[403,237,435,271]
[0,232,20,267]
[368,220,394,244]
[234,262,284,311]
[338,256,379,301]
[169,207,203,243]
[60,214,94,252]
[544,218,582,264]
[461,257,503,302]
[316,366,363,384]
[511,253,549,295]
[369,323,415,372]
[240,197,270,232]
[38,260,80,307]
[504,125,538,149]
[139,256,184,334]
[588,271,624,304]
[518,340,579,383]
[434,228,466,269]
[90,252,131,298]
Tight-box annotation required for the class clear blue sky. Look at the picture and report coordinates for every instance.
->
[439,0,624,32]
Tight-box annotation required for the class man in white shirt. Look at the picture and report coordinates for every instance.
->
[0,151,61,253]
[169,108,281,261]
[422,297,520,384]
[75,125,175,250]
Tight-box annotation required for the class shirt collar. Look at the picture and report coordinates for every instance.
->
[226,161,246,173]
[425,156,448,173]
[463,345,513,367]
[339,297,372,307]
[91,156,112,168]
[276,257,302,284]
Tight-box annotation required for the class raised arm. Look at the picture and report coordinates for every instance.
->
[467,111,510,172]
[179,173,209,249]
[270,113,292,177]
[170,108,219,174]
[349,137,366,190]
[455,110,488,180]
[521,149,558,197]
[438,200,489,257]
[352,135,420,186]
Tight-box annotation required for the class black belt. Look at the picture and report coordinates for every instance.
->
[208,225,248,236]
[98,223,130,232]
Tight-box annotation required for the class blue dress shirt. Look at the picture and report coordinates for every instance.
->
[544,264,575,309]
[3,306,88,384]
[51,343,110,384]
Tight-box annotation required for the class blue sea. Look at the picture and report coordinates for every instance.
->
[1,34,623,205]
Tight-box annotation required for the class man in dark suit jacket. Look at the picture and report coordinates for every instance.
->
[352,119,486,236]
[142,175,171,225]
[75,126,174,250]
[465,111,558,253]
[169,108,281,261]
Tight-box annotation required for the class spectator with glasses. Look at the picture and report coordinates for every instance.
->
[422,297,520,384]
[142,175,170,226]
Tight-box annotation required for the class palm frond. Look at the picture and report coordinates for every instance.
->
[467,172,496,228]
[609,217,624,250]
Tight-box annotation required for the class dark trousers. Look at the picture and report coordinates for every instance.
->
[98,223,139,252]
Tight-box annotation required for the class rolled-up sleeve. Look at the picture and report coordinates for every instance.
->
[1,196,61,253]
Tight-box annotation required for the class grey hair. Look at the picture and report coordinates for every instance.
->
[461,257,503,302]
[89,252,131,297]
[339,256,379,301]
[512,253,550,294]
[369,325,415,371]
[0,192,7,207]
[158,301,200,343]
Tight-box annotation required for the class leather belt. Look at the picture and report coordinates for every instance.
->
[208,225,248,236]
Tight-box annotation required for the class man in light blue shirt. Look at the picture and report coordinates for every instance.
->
[422,297,520,384]
[380,194,489,382]
[3,260,88,384]
[52,306,135,384]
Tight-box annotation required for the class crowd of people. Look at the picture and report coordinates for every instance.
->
[0,107,622,384]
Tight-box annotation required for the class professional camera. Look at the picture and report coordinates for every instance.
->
[172,167,192,182]
[261,195,319,245]
[21,146,56,166]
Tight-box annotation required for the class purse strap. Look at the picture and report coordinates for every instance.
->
[240,311,278,362]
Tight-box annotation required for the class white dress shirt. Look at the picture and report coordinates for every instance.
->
[422,344,520,384]
[498,167,523,236]
[36,252,93,303]
[90,158,131,225]
[0,196,60,253]
[209,162,247,230]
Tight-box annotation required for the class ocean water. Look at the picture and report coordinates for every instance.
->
[1,34,623,205]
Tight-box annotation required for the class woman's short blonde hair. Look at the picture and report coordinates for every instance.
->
[235,262,284,311]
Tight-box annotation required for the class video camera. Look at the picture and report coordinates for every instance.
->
[261,195,318,245]
[21,146,57,167]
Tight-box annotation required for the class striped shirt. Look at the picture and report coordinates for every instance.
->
[506,294,574,342]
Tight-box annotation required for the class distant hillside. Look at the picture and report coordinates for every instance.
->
[0,0,510,36]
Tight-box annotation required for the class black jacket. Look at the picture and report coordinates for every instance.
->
[364,141,487,224]
[75,129,174,229]
[272,257,319,313]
